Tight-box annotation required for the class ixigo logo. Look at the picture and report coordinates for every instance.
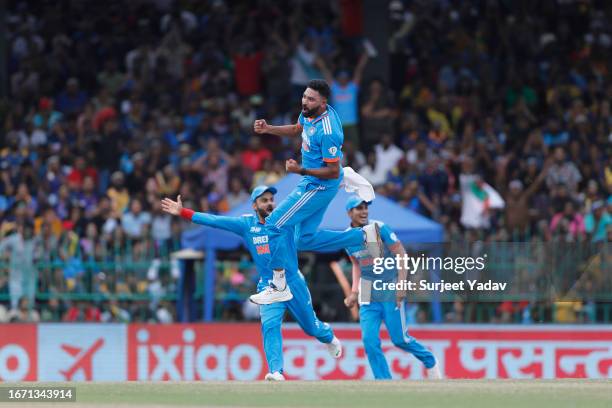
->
[132,328,262,380]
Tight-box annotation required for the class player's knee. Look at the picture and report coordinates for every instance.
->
[389,332,410,348]
[261,318,281,334]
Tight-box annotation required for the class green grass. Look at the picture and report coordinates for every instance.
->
[4,380,612,408]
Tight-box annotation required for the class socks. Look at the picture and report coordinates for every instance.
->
[272,269,287,290]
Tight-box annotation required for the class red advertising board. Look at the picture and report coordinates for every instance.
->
[127,324,612,380]
[0,324,37,381]
[1,324,611,381]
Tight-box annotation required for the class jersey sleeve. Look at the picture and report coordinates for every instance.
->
[191,213,246,235]
[380,223,399,246]
[298,112,305,126]
[321,123,343,163]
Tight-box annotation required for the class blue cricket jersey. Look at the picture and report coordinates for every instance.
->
[298,104,344,188]
[345,220,400,283]
[189,212,298,286]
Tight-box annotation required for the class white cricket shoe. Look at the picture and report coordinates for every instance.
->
[363,223,384,258]
[326,336,343,359]
[426,361,442,379]
[249,284,293,305]
[264,372,285,381]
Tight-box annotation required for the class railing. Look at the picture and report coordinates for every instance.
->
[0,235,610,322]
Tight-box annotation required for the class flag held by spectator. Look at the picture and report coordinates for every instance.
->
[460,174,505,229]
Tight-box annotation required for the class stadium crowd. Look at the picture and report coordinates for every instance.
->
[1,0,610,323]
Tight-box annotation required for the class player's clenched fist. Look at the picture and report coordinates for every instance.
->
[285,159,302,174]
[253,119,268,134]
[344,292,358,308]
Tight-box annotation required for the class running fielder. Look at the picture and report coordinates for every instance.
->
[342,196,442,379]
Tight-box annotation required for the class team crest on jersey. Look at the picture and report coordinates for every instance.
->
[309,127,316,136]
[328,146,338,156]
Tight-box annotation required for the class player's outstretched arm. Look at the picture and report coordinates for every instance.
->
[254,119,302,138]
[161,195,245,235]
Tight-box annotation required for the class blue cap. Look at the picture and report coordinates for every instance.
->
[251,185,277,202]
[346,196,369,211]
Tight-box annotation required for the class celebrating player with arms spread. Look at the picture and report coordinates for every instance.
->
[251,79,383,305]
[161,187,342,381]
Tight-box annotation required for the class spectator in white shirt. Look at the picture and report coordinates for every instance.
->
[374,134,404,180]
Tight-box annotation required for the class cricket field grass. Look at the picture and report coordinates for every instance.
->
[2,380,611,408]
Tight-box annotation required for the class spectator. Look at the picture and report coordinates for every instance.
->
[121,199,151,240]
[8,296,40,323]
[549,201,586,241]
[374,133,404,180]
[232,42,264,97]
[241,136,272,173]
[227,178,249,209]
[361,79,395,151]
[318,51,369,149]
[63,301,101,322]
[546,147,582,194]
[0,222,41,309]
[359,152,387,188]
[40,297,63,322]
[55,78,88,115]
[584,200,611,243]
[107,172,129,217]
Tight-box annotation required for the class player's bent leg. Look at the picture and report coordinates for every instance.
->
[383,301,441,378]
[260,302,287,376]
[360,303,392,380]
[264,180,313,271]
[285,273,342,358]
[290,184,363,252]
[297,227,364,253]
[254,183,316,304]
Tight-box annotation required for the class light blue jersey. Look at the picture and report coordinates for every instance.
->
[190,212,298,285]
[346,220,400,283]
[187,210,336,376]
[344,219,437,379]
[331,81,359,125]
[298,104,344,188]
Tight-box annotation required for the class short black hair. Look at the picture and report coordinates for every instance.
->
[307,79,330,99]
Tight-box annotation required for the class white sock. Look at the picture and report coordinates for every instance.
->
[272,269,286,290]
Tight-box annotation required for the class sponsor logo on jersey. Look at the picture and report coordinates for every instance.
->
[301,129,310,152]
[328,146,338,156]
[252,235,269,245]
[250,226,261,233]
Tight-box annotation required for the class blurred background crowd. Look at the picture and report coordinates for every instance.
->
[1,0,610,324]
